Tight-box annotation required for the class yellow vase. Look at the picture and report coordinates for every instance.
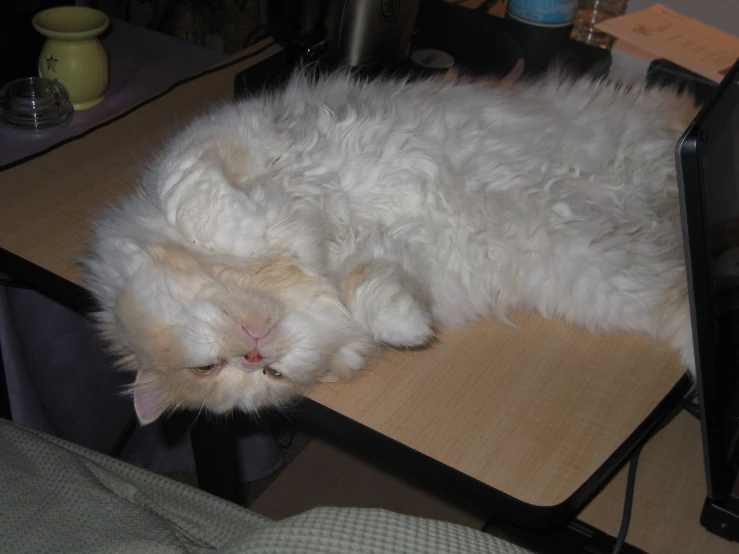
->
[33,7,110,111]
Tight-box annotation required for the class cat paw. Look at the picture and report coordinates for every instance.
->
[343,262,434,348]
[322,340,374,382]
[355,284,433,347]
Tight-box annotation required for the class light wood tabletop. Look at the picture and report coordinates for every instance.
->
[0,40,689,521]
[308,315,686,509]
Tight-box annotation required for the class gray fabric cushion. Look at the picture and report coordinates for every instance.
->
[222,507,533,554]
[0,418,269,553]
[0,418,532,553]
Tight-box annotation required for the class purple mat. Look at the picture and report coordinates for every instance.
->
[0,18,225,169]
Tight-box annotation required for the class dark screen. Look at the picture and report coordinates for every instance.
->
[702,82,739,471]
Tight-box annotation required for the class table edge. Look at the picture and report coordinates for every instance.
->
[292,371,691,528]
[0,239,693,527]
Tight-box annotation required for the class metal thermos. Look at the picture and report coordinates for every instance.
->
[325,0,421,67]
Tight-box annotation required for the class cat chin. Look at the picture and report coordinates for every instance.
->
[130,361,300,424]
[233,383,304,415]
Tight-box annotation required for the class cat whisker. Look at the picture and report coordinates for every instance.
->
[308,325,352,336]
[178,326,220,346]
[286,345,336,356]
[322,295,353,319]
[271,403,297,423]
[272,216,298,229]
[248,407,265,424]
[188,382,216,434]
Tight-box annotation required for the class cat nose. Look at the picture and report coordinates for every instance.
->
[245,348,262,363]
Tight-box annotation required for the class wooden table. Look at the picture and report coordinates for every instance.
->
[0,40,690,529]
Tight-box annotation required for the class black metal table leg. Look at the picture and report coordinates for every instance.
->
[189,415,249,505]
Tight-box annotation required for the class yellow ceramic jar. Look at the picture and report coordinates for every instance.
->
[33,7,110,111]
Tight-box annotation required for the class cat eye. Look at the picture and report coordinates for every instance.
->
[263,365,282,378]
[193,364,216,374]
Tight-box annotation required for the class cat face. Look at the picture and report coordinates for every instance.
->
[109,246,370,424]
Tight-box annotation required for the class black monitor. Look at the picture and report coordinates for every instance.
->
[677,56,739,541]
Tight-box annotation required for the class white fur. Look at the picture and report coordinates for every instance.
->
[86,70,697,423]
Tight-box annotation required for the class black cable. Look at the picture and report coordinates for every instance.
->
[683,400,701,419]
[682,390,700,419]
[109,413,139,458]
[610,389,698,553]
[242,24,268,49]
[276,429,295,449]
[612,446,641,554]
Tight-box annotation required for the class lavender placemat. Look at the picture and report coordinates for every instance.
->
[0,18,225,169]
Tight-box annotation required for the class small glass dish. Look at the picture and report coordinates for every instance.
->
[0,77,73,136]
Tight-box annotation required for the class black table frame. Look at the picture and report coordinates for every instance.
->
[0,246,690,530]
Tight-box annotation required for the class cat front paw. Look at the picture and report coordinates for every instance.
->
[323,340,375,382]
[342,262,434,348]
[358,284,434,347]
[376,293,433,347]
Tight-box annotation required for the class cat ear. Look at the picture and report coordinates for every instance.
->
[132,366,169,425]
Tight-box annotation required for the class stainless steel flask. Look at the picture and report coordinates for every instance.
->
[325,0,421,67]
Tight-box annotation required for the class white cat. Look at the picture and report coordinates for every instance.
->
[86,70,697,424]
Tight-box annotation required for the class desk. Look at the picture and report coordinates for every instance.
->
[0,40,689,529]
[304,316,686,524]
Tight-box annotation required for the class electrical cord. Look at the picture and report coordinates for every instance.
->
[276,428,295,449]
[109,413,138,458]
[611,446,641,554]
[682,390,700,419]
[610,389,699,553]
[242,24,268,49]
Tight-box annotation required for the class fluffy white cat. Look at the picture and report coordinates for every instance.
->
[86,70,697,424]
